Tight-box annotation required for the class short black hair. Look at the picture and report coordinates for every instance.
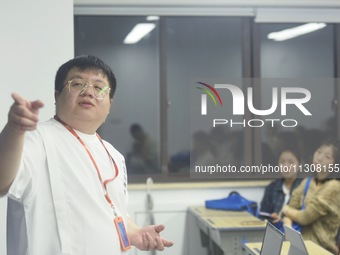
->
[130,123,143,134]
[55,55,117,99]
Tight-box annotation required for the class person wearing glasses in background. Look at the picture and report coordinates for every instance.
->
[0,55,173,255]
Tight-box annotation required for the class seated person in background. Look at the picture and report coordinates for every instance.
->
[281,138,340,254]
[126,123,158,174]
[259,148,302,229]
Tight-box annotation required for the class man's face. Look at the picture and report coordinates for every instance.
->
[55,67,112,131]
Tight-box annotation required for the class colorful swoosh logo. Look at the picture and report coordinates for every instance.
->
[196,82,223,106]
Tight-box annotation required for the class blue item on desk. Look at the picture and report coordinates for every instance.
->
[205,191,258,216]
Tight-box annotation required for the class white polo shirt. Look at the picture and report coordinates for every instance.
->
[7,119,129,255]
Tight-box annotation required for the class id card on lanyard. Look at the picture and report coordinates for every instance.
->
[55,116,131,251]
[114,217,131,251]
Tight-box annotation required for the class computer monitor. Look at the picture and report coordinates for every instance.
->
[283,225,308,255]
[253,221,285,255]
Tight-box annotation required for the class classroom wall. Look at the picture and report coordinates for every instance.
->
[0,1,74,254]
[127,183,267,255]
[1,1,338,255]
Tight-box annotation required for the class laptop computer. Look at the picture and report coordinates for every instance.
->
[283,225,308,255]
[253,221,285,255]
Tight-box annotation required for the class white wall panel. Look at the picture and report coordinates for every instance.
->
[0,1,74,254]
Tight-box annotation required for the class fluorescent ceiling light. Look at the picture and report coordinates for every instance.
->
[123,23,156,44]
[146,16,159,21]
[267,23,326,41]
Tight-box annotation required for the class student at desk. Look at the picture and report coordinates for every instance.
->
[259,148,302,230]
[281,138,340,254]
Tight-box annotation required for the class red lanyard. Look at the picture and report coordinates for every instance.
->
[54,116,119,216]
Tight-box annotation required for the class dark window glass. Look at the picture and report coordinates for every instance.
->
[258,23,336,166]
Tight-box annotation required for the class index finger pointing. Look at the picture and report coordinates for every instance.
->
[11,93,44,111]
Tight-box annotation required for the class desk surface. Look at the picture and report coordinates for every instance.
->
[189,206,251,217]
[202,215,266,230]
[244,240,332,255]
[189,206,266,230]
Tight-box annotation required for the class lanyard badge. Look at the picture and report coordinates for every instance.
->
[105,195,131,251]
[114,217,131,251]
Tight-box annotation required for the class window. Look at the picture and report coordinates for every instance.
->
[75,15,340,182]
[164,17,244,177]
[75,16,161,180]
[256,23,337,166]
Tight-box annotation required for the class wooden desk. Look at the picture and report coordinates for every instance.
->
[188,206,266,255]
[243,240,333,255]
[189,206,249,217]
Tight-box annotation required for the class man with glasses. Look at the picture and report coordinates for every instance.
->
[0,55,173,255]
